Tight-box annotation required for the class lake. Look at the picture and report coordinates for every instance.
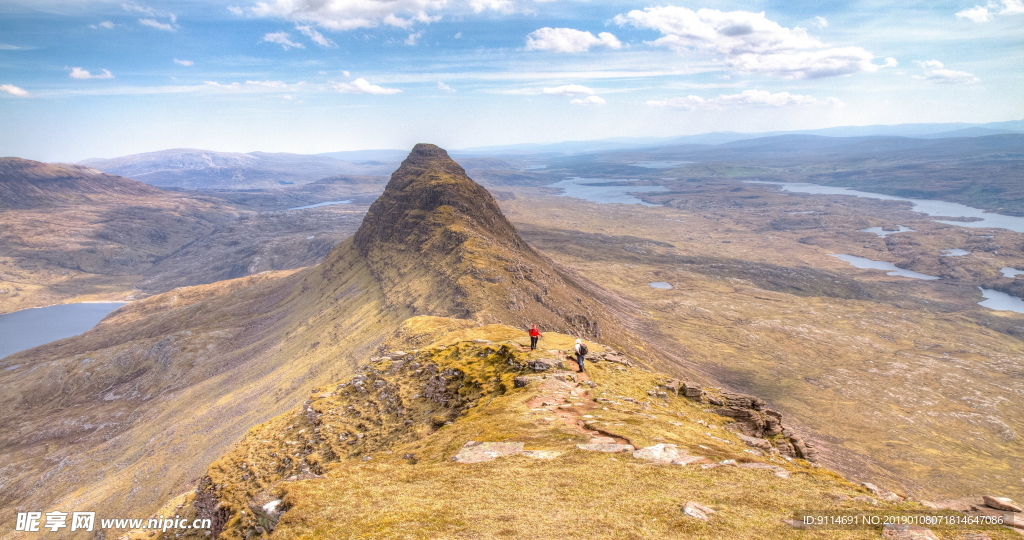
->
[859,226,915,237]
[978,288,1024,314]
[649,282,673,289]
[287,200,352,210]
[548,178,669,206]
[1001,267,1024,278]
[746,181,1024,233]
[0,302,127,360]
[829,254,939,280]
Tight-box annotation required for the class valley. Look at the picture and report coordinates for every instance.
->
[2,136,1024,539]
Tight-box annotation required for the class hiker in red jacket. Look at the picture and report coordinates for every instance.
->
[529,324,542,350]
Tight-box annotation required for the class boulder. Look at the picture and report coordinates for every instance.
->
[682,501,715,520]
[863,482,903,502]
[528,358,560,372]
[663,378,682,395]
[682,382,705,401]
[576,443,635,453]
[513,376,541,388]
[452,441,525,463]
[632,444,687,464]
[983,495,1023,513]
[738,434,773,451]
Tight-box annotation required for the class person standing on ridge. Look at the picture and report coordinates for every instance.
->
[573,339,588,372]
[529,324,542,350]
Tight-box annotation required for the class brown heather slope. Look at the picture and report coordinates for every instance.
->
[0,157,238,313]
[0,159,378,314]
[0,144,666,538]
[0,158,163,209]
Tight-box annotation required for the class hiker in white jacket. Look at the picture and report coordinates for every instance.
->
[573,339,588,372]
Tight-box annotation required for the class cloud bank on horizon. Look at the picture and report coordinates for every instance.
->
[0,0,1021,161]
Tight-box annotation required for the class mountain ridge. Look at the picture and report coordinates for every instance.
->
[0,157,163,209]
[0,144,670,535]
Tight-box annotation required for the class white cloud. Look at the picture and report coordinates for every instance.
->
[956,5,992,21]
[469,0,513,13]
[814,16,828,27]
[0,84,31,97]
[296,24,336,47]
[0,43,27,50]
[437,81,456,92]
[262,31,305,50]
[542,84,595,96]
[122,2,155,16]
[913,60,979,84]
[454,32,462,39]
[615,6,891,79]
[646,89,843,110]
[331,77,401,94]
[69,67,114,79]
[246,80,290,88]
[570,95,605,105]
[248,0,445,31]
[405,31,423,45]
[202,80,306,93]
[1003,0,1024,13]
[173,58,194,66]
[90,21,116,29]
[956,0,1024,21]
[139,18,176,31]
[525,27,623,53]
[227,6,244,15]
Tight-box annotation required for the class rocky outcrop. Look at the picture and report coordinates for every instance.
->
[675,381,818,462]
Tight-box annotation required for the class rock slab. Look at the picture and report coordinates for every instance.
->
[632,443,687,464]
[682,501,715,521]
[983,495,1023,513]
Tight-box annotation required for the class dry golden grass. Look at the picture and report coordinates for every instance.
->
[147,321,1016,540]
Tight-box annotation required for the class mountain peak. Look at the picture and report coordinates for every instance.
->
[344,145,643,344]
[353,143,519,256]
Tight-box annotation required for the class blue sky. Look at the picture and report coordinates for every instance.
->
[0,0,1021,161]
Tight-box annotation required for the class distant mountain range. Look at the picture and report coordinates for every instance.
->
[453,119,1024,156]
[73,119,1024,191]
[79,149,397,189]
